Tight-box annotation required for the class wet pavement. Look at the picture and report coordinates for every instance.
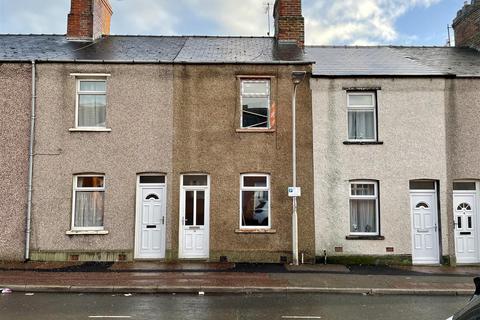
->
[0,292,467,319]
[0,262,476,295]
[1,261,479,277]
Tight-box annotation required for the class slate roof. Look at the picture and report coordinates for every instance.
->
[0,34,306,64]
[2,34,480,76]
[305,46,480,77]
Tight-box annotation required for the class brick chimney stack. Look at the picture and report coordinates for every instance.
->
[453,0,480,49]
[67,0,113,41]
[273,0,305,47]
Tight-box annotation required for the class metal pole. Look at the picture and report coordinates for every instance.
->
[292,83,299,266]
[25,60,36,261]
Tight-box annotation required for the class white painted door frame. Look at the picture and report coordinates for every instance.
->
[134,176,167,259]
[410,187,440,265]
[453,190,479,264]
[178,174,210,260]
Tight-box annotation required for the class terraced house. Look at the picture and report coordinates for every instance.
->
[308,0,480,266]
[0,0,315,263]
[2,0,480,267]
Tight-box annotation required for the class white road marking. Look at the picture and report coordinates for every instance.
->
[281,316,322,319]
[88,317,132,319]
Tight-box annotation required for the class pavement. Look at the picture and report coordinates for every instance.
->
[0,262,478,295]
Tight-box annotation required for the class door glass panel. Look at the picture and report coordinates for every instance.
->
[145,193,159,200]
[468,216,473,229]
[196,191,205,226]
[140,176,165,184]
[183,175,208,186]
[409,181,435,190]
[458,217,462,229]
[453,182,476,191]
[185,191,194,226]
[416,202,429,209]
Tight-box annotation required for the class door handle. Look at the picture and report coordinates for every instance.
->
[162,217,165,225]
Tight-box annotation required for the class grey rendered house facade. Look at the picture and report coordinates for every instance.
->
[0,0,316,263]
[309,0,480,265]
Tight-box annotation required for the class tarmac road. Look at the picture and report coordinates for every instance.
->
[0,292,468,320]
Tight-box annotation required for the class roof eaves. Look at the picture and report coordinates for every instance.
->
[311,73,454,78]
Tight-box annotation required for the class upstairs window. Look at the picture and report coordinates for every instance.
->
[72,175,105,230]
[241,80,270,129]
[349,181,379,235]
[76,79,107,128]
[347,92,377,141]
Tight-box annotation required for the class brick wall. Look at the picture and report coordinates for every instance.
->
[274,0,304,47]
[67,0,112,41]
[453,0,480,49]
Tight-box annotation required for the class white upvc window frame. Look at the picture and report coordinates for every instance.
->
[71,174,106,232]
[239,173,271,229]
[75,78,108,130]
[240,79,271,129]
[349,180,379,236]
[347,92,377,142]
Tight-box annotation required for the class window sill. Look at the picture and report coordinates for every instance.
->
[69,128,112,132]
[346,235,385,240]
[66,230,109,235]
[343,141,384,145]
[236,129,276,133]
[235,229,276,234]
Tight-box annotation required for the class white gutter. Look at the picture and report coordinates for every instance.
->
[25,60,36,261]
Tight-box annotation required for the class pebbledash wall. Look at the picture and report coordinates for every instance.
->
[0,63,31,261]
[29,62,315,263]
[30,63,174,261]
[311,77,451,264]
[171,64,315,262]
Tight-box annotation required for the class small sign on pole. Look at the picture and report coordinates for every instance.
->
[288,187,301,197]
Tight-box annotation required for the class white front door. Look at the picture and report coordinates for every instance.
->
[179,175,210,259]
[410,192,440,264]
[135,178,166,259]
[454,193,478,264]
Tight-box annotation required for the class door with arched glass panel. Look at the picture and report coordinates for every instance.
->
[410,194,439,264]
[454,192,478,264]
[135,176,166,259]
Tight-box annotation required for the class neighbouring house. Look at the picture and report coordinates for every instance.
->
[0,62,31,261]
[308,0,480,265]
[0,0,315,262]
